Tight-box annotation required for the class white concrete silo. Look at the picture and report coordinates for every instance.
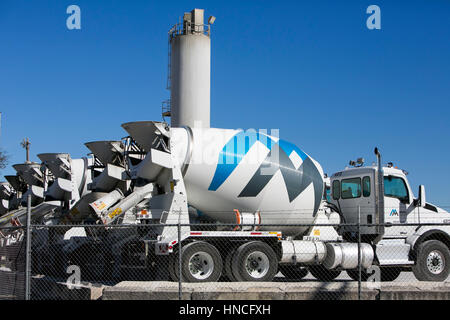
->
[169,9,212,128]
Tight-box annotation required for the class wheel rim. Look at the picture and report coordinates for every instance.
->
[245,251,270,279]
[188,251,214,280]
[426,250,445,275]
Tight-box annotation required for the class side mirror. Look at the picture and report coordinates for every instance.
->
[418,185,426,208]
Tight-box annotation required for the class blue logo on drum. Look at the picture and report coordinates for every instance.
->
[208,131,275,191]
[208,131,323,213]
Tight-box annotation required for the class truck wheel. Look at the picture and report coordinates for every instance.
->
[309,265,341,281]
[279,265,309,280]
[174,241,223,283]
[413,240,450,281]
[232,241,278,282]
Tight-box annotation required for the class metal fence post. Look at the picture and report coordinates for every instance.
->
[25,193,32,300]
[178,215,182,300]
[357,205,361,300]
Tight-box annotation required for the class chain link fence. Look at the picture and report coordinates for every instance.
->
[1,216,450,300]
[0,226,26,300]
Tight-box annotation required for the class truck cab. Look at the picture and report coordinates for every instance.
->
[330,162,449,238]
[330,164,420,239]
[328,151,450,281]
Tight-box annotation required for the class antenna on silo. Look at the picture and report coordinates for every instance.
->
[20,138,31,163]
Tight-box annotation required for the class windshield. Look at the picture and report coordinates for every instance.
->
[384,176,409,202]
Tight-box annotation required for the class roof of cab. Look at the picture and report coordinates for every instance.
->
[332,165,406,179]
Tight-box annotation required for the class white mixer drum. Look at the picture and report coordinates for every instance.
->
[171,127,324,236]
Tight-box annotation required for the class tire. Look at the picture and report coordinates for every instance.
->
[413,240,450,281]
[174,241,223,283]
[168,253,179,282]
[309,265,341,281]
[347,267,401,282]
[279,264,309,280]
[222,247,238,282]
[231,241,278,282]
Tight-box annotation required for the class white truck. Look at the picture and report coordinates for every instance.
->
[96,122,449,283]
[327,148,450,282]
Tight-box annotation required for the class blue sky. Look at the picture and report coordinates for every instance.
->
[0,0,449,206]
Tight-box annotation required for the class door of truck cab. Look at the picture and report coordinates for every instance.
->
[331,169,377,235]
[383,171,417,238]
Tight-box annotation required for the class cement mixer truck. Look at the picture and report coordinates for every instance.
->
[86,121,448,283]
[1,123,449,283]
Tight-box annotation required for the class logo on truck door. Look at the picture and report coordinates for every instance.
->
[208,131,323,213]
[390,209,399,216]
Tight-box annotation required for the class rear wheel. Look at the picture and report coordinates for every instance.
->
[309,265,341,281]
[412,240,450,281]
[173,241,223,283]
[279,264,309,280]
[231,241,278,282]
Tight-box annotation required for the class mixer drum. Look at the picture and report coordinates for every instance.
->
[171,127,324,236]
